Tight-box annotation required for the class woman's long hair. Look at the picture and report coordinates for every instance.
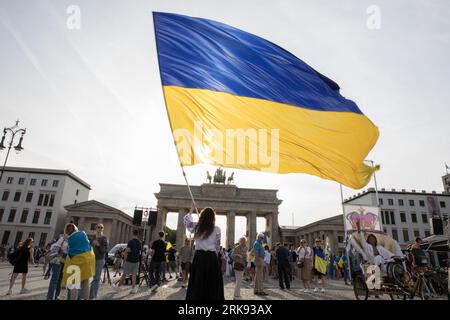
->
[64,223,78,236]
[20,238,34,252]
[195,207,216,239]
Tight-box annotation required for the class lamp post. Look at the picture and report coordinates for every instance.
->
[0,120,26,183]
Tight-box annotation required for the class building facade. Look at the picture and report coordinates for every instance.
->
[280,215,345,254]
[443,173,450,194]
[0,167,90,249]
[64,200,137,248]
[344,188,450,248]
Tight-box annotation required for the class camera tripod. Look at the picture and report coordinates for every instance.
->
[102,260,111,285]
[137,252,151,287]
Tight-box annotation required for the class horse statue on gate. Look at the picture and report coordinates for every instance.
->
[213,167,226,184]
[227,172,235,184]
[206,171,212,184]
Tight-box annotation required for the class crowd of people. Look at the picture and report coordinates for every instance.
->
[6,204,412,301]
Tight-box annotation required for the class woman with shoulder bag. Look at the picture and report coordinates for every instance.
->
[232,236,248,299]
[297,239,313,292]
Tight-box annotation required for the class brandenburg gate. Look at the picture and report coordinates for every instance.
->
[152,170,282,249]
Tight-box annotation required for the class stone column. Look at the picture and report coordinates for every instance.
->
[226,211,235,248]
[265,215,273,247]
[176,208,187,249]
[332,230,339,253]
[119,222,125,243]
[110,219,117,247]
[78,216,86,231]
[270,211,279,245]
[153,207,168,242]
[246,211,257,246]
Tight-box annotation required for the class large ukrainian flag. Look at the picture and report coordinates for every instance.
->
[153,12,379,189]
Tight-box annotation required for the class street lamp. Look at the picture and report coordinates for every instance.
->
[0,120,26,183]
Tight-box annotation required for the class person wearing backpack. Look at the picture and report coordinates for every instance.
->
[6,238,35,295]
[46,234,68,300]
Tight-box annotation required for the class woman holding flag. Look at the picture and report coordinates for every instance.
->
[60,223,95,300]
[184,203,224,300]
[312,238,327,293]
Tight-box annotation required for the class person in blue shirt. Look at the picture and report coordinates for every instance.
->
[252,233,267,295]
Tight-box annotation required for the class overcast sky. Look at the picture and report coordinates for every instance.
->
[1,0,449,245]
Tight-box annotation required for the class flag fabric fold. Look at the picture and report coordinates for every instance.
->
[153,12,379,189]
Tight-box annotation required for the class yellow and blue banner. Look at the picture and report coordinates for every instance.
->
[153,12,379,189]
[314,249,328,275]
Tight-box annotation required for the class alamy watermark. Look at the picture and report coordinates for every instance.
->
[173,120,280,172]
[66,5,81,30]
[366,5,381,30]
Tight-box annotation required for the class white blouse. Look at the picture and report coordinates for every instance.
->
[184,213,221,253]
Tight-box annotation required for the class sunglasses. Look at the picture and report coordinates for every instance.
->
[96,226,104,229]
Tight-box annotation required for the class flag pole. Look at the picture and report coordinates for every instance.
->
[340,183,353,283]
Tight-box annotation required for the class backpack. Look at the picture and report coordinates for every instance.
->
[7,249,20,266]
[411,248,428,266]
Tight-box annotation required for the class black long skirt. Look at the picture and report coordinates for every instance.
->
[186,250,224,300]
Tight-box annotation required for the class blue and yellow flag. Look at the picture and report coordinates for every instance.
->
[153,12,379,189]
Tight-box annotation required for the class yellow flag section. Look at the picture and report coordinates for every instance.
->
[314,255,328,275]
[166,242,172,251]
[61,250,96,286]
[164,86,379,189]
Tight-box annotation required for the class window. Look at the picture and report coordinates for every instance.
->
[1,230,11,245]
[383,228,387,234]
[41,179,48,187]
[37,193,44,206]
[392,229,398,241]
[390,211,396,224]
[13,191,21,202]
[413,230,420,238]
[20,209,29,223]
[403,229,410,242]
[37,192,56,207]
[379,198,383,205]
[74,200,77,205]
[43,194,49,206]
[14,231,23,248]
[28,232,35,239]
[409,200,415,206]
[398,199,404,206]
[411,213,417,223]
[39,233,47,248]
[0,208,4,222]
[32,210,40,224]
[25,192,33,203]
[424,230,431,237]
[2,190,10,201]
[381,210,390,224]
[30,179,36,186]
[422,214,428,224]
[388,199,394,206]
[6,177,13,184]
[7,209,16,222]
[400,212,406,223]
[440,201,446,208]
[18,177,25,185]
[337,236,344,243]
[44,211,52,225]
[90,223,97,231]
[52,180,59,188]
[76,189,79,196]
[419,200,425,207]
